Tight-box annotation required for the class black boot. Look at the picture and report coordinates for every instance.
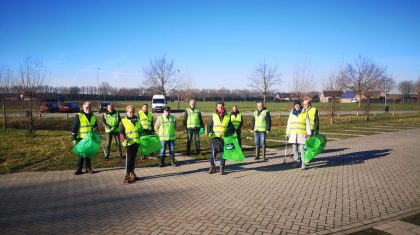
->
[186,139,191,156]
[159,156,165,167]
[85,158,93,174]
[75,157,84,175]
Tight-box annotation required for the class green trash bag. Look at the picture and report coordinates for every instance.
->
[222,134,246,162]
[72,131,102,159]
[303,134,327,164]
[139,135,163,157]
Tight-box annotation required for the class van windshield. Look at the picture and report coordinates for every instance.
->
[152,99,165,104]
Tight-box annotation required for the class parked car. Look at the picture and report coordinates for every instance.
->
[40,102,59,113]
[59,102,80,113]
[98,102,111,113]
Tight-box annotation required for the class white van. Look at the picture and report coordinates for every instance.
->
[152,95,166,112]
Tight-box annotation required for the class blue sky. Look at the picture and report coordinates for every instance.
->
[0,0,419,92]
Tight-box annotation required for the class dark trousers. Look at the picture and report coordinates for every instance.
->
[187,128,201,154]
[235,129,242,147]
[105,132,122,158]
[126,143,139,174]
[77,157,91,171]
[210,138,225,167]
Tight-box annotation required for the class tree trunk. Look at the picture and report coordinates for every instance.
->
[263,95,266,107]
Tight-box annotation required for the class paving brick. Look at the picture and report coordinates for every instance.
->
[0,127,419,234]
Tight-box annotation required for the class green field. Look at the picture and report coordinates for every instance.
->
[3,100,419,114]
[1,112,419,174]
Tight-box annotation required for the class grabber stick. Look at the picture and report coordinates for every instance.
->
[283,138,288,164]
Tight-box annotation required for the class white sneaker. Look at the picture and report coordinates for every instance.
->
[301,166,307,170]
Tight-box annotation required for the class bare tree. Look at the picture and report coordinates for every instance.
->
[98,81,112,100]
[143,55,179,96]
[290,65,314,100]
[248,61,282,106]
[0,66,16,130]
[19,57,46,134]
[398,80,415,103]
[322,70,343,118]
[339,55,388,109]
[179,71,194,102]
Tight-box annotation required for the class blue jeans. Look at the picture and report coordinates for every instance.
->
[292,143,305,168]
[254,131,266,148]
[160,140,175,157]
[210,138,225,167]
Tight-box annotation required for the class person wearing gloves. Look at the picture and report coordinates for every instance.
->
[230,105,243,147]
[286,100,311,170]
[251,102,271,161]
[102,103,122,160]
[71,102,99,175]
[303,99,319,136]
[207,101,236,175]
[183,99,204,155]
[154,106,177,167]
[120,105,141,184]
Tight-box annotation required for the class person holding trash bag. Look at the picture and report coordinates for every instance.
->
[154,106,176,167]
[183,99,204,155]
[207,101,236,175]
[102,103,122,160]
[138,104,154,136]
[230,105,243,147]
[251,102,271,161]
[303,99,319,136]
[71,102,99,175]
[120,105,141,184]
[286,100,311,170]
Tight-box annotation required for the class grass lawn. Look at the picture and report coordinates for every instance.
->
[0,112,419,174]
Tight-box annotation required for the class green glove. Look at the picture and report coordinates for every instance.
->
[199,127,205,134]
[72,140,77,146]
[208,132,213,138]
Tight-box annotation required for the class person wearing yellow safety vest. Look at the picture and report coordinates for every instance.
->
[303,100,319,136]
[71,102,99,175]
[138,104,155,136]
[183,99,204,155]
[154,106,176,167]
[207,101,236,175]
[102,103,122,160]
[119,105,141,184]
[286,100,311,170]
[251,102,272,161]
[230,105,243,147]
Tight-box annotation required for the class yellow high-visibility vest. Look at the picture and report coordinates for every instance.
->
[158,115,176,141]
[77,113,96,139]
[253,110,268,131]
[231,113,242,130]
[307,107,317,131]
[287,110,307,135]
[138,110,153,130]
[186,108,201,128]
[121,118,141,147]
[103,112,120,133]
[212,113,231,138]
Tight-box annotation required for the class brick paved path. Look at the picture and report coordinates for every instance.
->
[1,128,419,234]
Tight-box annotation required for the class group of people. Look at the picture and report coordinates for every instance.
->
[71,99,319,184]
